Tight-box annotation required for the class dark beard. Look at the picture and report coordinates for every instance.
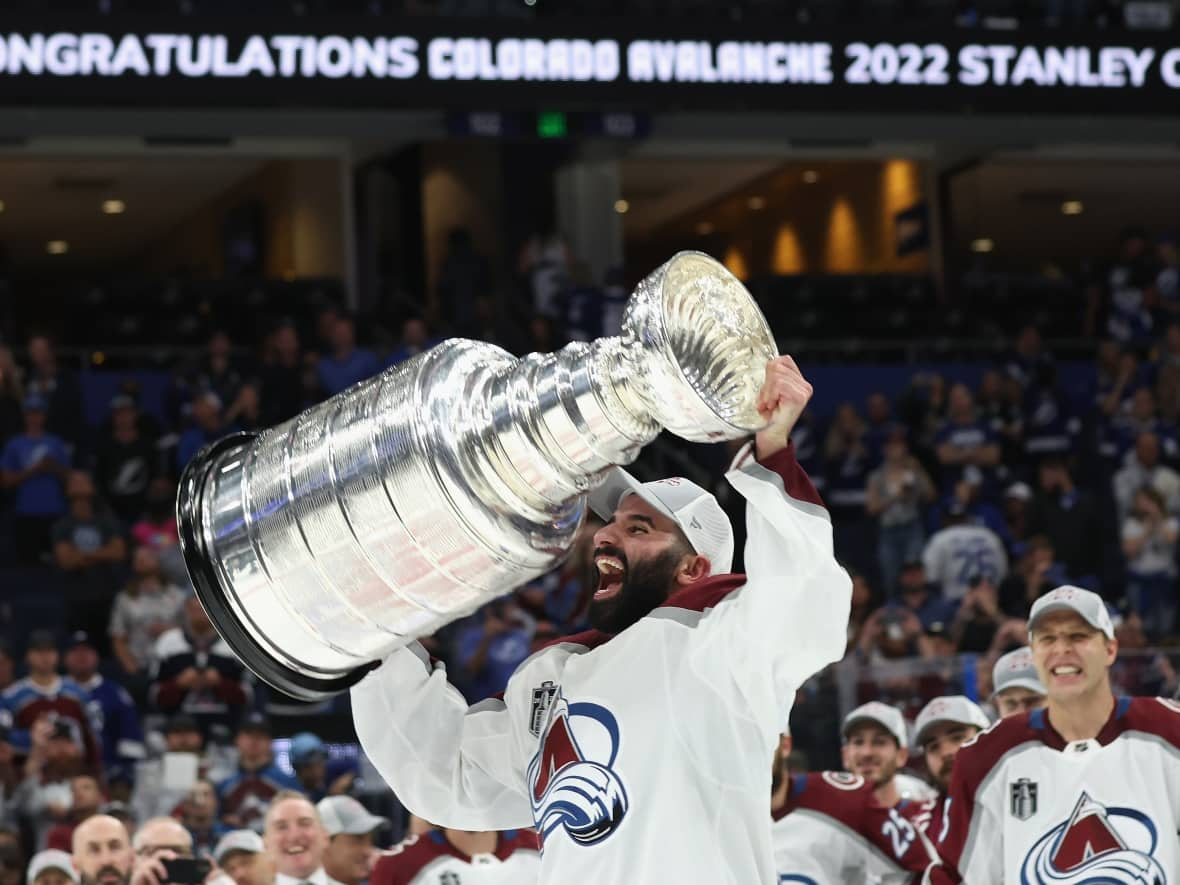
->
[81,867,129,885]
[588,547,683,635]
[771,747,787,794]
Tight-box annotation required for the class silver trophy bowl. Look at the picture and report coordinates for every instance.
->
[177,251,777,699]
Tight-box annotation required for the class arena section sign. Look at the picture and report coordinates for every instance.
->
[0,20,1179,114]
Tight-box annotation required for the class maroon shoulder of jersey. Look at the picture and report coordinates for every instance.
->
[759,440,825,508]
[371,830,540,885]
[370,835,439,885]
[774,771,875,826]
[497,828,541,856]
[1110,695,1180,745]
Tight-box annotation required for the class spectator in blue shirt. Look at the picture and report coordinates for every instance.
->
[317,315,377,396]
[0,395,71,563]
[62,631,145,772]
[934,383,1001,492]
[176,392,230,474]
[25,334,85,449]
[453,598,534,703]
[890,560,957,631]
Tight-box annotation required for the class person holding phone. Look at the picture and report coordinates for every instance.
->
[129,817,209,885]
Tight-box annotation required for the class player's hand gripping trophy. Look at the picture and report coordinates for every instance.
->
[176,251,777,699]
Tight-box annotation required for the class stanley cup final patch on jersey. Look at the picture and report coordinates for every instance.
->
[529,680,559,737]
[1010,778,1038,821]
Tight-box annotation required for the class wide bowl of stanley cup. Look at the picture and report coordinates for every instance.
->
[176,250,777,700]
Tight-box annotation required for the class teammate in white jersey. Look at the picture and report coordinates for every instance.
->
[349,356,852,883]
[773,733,936,884]
[926,585,1180,882]
[990,646,1045,720]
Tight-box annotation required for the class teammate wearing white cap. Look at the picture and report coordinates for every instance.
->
[990,646,1046,720]
[925,585,1180,882]
[772,728,936,883]
[913,696,991,797]
[352,357,852,883]
[316,797,388,885]
[841,701,936,806]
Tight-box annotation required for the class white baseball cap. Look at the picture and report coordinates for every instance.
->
[213,830,263,865]
[1028,585,1116,640]
[27,851,77,885]
[588,469,734,574]
[842,701,908,748]
[991,646,1046,698]
[316,796,388,837]
[914,696,990,747]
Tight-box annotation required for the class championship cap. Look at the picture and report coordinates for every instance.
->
[991,646,1046,698]
[27,850,77,885]
[213,831,263,865]
[1028,585,1115,640]
[587,469,734,574]
[316,796,388,837]
[914,696,990,747]
[841,701,908,748]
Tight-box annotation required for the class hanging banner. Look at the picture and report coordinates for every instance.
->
[0,19,1177,113]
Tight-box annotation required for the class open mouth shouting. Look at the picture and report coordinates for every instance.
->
[594,546,628,601]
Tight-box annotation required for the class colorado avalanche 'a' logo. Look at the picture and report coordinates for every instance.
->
[1020,792,1167,884]
[526,692,629,847]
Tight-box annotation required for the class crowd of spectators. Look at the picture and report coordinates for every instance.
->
[0,222,1179,878]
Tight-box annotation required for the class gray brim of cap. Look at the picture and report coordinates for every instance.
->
[993,677,1046,697]
[841,715,902,745]
[587,467,676,523]
[1029,601,1112,637]
[915,717,976,748]
[340,813,389,835]
[214,848,257,865]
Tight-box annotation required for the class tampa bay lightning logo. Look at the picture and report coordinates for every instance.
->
[526,691,629,847]
[1020,792,1167,884]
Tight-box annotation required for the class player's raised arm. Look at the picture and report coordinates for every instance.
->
[350,643,533,832]
[688,355,852,731]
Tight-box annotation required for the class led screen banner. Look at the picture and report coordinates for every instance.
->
[1,18,1179,114]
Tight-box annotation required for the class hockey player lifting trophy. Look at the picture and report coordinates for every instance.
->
[176,251,778,701]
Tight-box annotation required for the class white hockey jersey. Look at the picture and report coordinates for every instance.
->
[773,771,937,884]
[370,830,540,885]
[921,525,1008,601]
[927,696,1180,883]
[351,442,851,884]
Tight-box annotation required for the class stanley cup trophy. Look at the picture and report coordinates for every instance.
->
[177,251,777,700]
